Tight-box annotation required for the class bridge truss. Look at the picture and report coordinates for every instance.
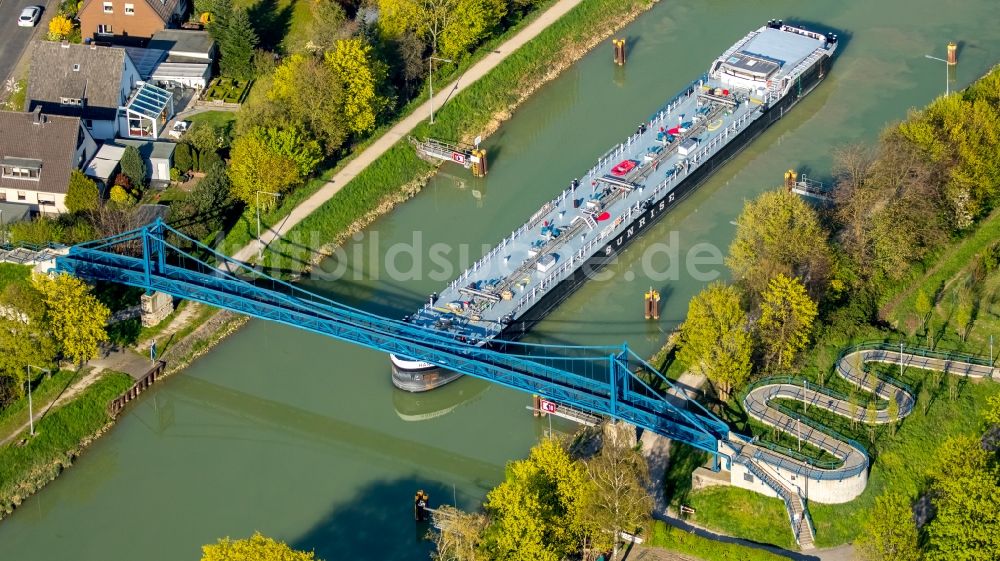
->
[54,220,731,464]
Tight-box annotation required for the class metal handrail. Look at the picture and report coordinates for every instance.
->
[840,341,994,368]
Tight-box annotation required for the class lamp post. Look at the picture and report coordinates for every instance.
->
[255,190,281,262]
[924,54,950,96]
[25,365,51,437]
[428,56,454,125]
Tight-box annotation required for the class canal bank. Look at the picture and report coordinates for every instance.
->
[2,1,1000,560]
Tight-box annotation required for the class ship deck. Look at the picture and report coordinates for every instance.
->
[404,24,835,345]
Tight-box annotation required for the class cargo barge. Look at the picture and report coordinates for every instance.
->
[392,20,838,391]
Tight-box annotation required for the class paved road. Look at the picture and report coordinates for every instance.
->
[231,0,586,263]
[0,0,48,87]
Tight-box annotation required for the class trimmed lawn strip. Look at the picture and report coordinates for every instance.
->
[0,371,133,514]
[0,369,80,440]
[648,520,792,561]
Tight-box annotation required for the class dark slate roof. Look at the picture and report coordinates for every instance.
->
[0,111,84,195]
[25,42,129,121]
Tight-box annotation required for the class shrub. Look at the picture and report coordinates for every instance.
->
[174,143,193,172]
[64,170,100,213]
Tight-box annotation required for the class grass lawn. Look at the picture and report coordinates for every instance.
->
[647,520,791,561]
[0,370,133,511]
[0,263,30,292]
[0,369,80,440]
[188,110,237,131]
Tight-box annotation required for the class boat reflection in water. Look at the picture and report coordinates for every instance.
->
[392,375,492,422]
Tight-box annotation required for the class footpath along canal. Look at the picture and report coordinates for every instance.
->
[2,1,1000,559]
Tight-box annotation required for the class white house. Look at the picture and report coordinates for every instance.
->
[25,42,142,141]
[0,109,99,214]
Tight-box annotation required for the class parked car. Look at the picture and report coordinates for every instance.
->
[168,120,190,139]
[17,6,41,27]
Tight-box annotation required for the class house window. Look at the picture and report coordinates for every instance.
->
[124,3,134,14]
[17,191,27,201]
[97,24,113,35]
[103,2,113,12]
[2,167,40,181]
[60,97,83,107]
[0,192,6,201]
[743,473,754,483]
[38,195,56,207]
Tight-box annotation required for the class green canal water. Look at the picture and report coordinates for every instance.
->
[3,1,1000,559]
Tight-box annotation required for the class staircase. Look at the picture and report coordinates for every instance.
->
[734,450,815,550]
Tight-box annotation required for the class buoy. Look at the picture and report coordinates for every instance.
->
[613,39,626,66]
[644,288,661,320]
[947,41,957,65]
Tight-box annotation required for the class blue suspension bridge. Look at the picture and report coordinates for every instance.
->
[53,219,733,465]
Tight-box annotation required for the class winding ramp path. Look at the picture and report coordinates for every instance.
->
[735,343,996,548]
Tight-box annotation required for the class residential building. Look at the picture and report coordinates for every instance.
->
[79,0,188,44]
[0,109,99,215]
[25,42,141,140]
[124,30,217,89]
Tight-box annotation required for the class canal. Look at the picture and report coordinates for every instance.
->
[3,1,1000,559]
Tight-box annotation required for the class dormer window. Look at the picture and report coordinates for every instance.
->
[103,2,113,13]
[1,158,42,181]
[60,97,83,107]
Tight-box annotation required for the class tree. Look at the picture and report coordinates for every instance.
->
[48,14,74,40]
[952,293,973,341]
[677,282,753,401]
[924,436,1000,561]
[887,390,900,436]
[206,0,234,43]
[865,400,878,442]
[856,493,922,561]
[174,143,193,173]
[581,434,653,560]
[377,0,459,55]
[757,274,818,371]
[109,185,137,207]
[201,532,319,561]
[227,129,306,208]
[483,438,593,561]
[302,0,347,52]
[32,274,109,365]
[727,189,833,301]
[120,145,147,189]
[260,54,348,154]
[985,393,1000,426]
[219,8,258,80]
[439,0,507,59]
[429,505,488,561]
[915,289,933,334]
[0,283,58,397]
[325,38,390,135]
[65,170,100,213]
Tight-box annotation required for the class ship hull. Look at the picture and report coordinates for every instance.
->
[392,53,831,391]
